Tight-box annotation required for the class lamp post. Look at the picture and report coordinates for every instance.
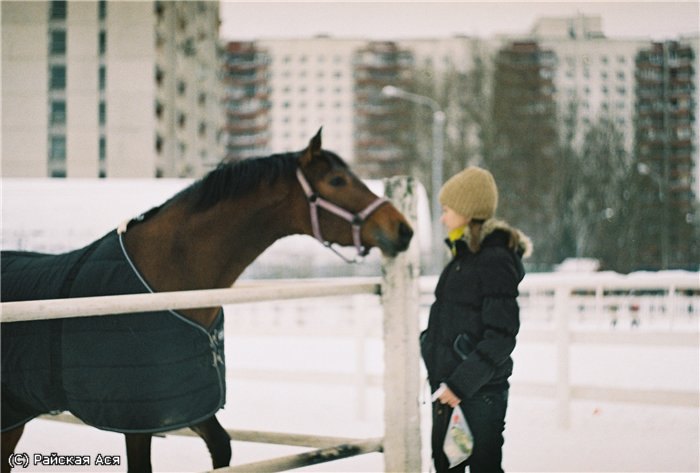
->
[638,163,669,270]
[382,85,446,272]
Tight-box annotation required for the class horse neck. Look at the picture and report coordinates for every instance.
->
[122,178,308,327]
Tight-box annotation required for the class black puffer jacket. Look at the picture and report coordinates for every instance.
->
[421,219,532,399]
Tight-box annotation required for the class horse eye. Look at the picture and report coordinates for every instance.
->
[329,176,347,187]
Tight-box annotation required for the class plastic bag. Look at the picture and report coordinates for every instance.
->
[443,405,473,468]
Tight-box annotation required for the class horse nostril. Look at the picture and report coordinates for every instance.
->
[398,222,413,246]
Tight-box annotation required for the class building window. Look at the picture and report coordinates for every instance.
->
[49,135,66,161]
[50,101,66,125]
[99,101,106,125]
[50,65,66,90]
[99,65,106,90]
[98,0,107,20]
[50,1,67,20]
[50,30,66,55]
[155,1,164,20]
[99,136,107,178]
[99,31,106,55]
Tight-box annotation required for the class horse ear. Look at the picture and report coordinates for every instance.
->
[300,127,323,166]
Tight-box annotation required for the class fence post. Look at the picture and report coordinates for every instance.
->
[381,176,422,472]
[554,285,571,429]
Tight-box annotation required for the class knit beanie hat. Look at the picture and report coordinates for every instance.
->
[439,166,498,220]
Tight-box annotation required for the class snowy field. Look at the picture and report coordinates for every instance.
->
[6,290,700,473]
[12,332,700,472]
[2,179,699,472]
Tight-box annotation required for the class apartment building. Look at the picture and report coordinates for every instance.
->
[257,37,365,159]
[529,15,649,152]
[353,41,413,177]
[222,16,696,204]
[222,41,271,160]
[635,40,697,268]
[2,0,222,178]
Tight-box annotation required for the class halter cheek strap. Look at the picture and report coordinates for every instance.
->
[296,168,389,263]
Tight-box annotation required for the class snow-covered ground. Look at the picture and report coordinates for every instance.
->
[14,371,700,472]
[8,300,700,473]
[3,179,699,472]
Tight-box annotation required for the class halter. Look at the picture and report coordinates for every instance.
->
[296,168,389,263]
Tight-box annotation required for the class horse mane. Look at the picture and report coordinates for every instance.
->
[187,152,300,211]
[186,148,350,210]
[134,148,349,223]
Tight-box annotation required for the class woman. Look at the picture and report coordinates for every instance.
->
[421,166,531,473]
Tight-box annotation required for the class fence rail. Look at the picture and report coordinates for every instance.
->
[0,278,381,323]
[514,270,699,428]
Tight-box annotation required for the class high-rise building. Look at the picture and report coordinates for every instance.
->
[153,0,222,177]
[353,41,413,177]
[635,40,697,269]
[223,38,414,177]
[491,40,561,265]
[530,15,649,152]
[257,37,365,159]
[225,15,700,213]
[2,0,222,178]
[222,41,271,161]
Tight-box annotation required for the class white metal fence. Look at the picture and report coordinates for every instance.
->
[514,271,699,428]
[142,270,698,436]
[219,271,699,431]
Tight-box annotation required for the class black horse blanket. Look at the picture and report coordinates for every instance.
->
[1,230,226,434]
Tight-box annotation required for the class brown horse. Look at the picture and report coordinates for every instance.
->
[1,129,413,472]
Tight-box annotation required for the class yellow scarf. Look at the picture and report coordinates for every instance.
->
[447,227,466,256]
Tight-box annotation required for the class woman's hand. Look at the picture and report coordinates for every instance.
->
[437,385,461,408]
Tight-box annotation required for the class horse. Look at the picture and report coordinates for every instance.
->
[0,129,414,473]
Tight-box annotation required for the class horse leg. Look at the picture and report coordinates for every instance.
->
[190,416,231,469]
[124,433,153,473]
[1,425,25,473]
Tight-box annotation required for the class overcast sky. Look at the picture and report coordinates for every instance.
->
[220,1,699,41]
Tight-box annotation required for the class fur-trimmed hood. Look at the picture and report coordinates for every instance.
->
[459,218,533,258]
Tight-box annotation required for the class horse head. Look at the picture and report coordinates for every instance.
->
[296,129,413,258]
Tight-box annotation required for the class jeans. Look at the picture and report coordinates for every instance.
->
[431,390,508,473]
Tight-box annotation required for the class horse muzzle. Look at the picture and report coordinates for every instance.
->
[373,219,414,257]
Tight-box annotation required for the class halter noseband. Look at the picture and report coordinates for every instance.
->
[296,168,389,263]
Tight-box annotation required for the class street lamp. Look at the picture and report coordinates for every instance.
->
[382,85,446,271]
[637,163,669,270]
